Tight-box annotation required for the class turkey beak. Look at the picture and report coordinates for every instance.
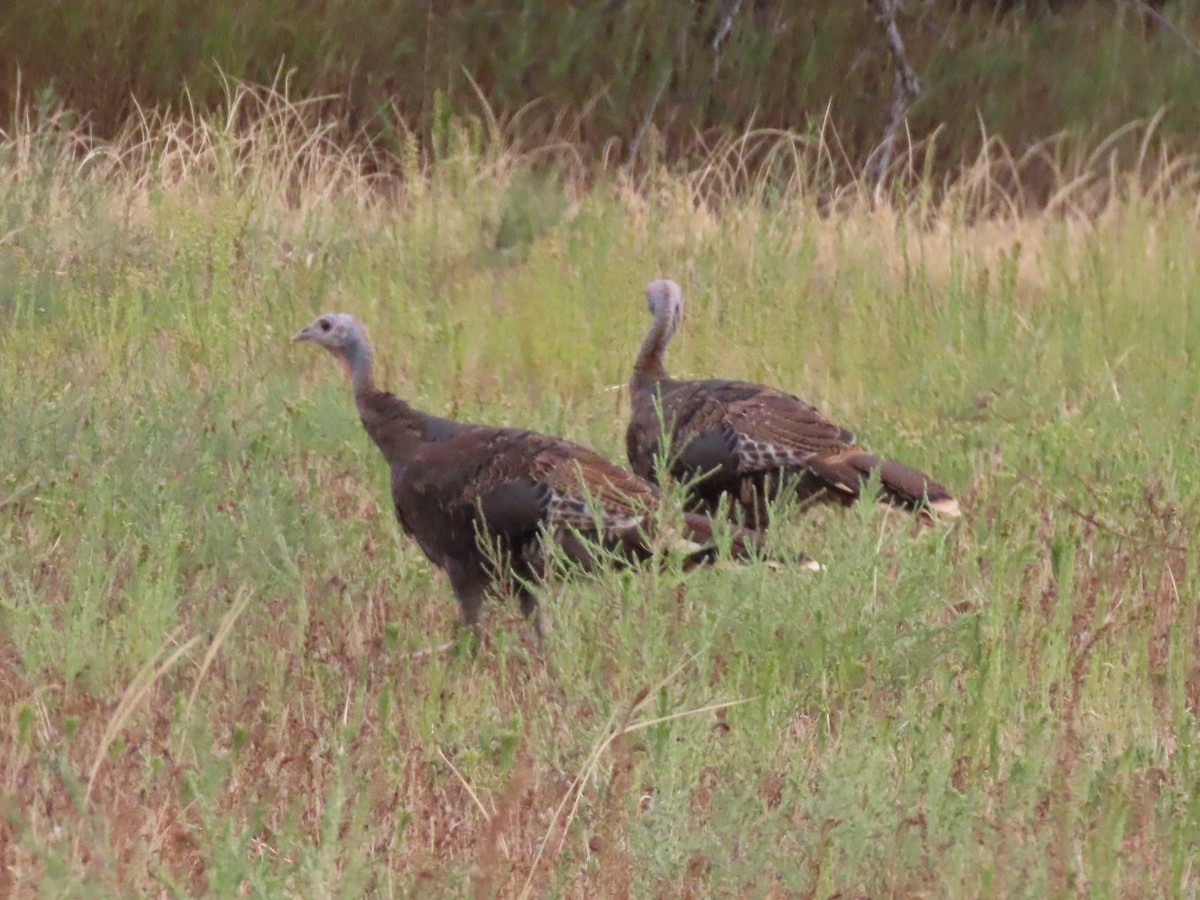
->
[292,325,312,343]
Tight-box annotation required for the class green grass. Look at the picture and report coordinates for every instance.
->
[1,98,1199,896]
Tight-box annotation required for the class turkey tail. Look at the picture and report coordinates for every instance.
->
[807,449,961,518]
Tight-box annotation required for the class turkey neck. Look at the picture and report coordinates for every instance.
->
[631,304,677,396]
[342,337,430,463]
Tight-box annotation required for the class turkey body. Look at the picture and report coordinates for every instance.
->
[364,386,682,627]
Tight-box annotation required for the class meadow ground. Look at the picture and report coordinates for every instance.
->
[1,93,1199,896]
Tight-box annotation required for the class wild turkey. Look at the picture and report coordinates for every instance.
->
[626,279,961,529]
[294,312,802,634]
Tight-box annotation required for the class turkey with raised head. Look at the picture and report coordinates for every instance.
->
[626,280,961,529]
[294,313,802,635]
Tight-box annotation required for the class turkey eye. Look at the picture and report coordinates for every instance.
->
[319,319,332,332]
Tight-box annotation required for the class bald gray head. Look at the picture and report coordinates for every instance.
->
[633,279,684,386]
[293,312,374,390]
[292,312,366,350]
[644,278,684,325]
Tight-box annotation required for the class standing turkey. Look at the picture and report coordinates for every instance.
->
[626,280,961,529]
[294,313,800,635]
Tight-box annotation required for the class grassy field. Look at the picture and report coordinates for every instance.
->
[2,94,1199,896]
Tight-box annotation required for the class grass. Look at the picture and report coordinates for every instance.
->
[1,90,1199,896]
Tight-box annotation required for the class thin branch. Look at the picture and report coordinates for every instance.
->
[627,0,697,168]
[872,67,909,200]
[869,0,922,202]
[438,746,496,821]
[879,0,921,97]
[1017,471,1188,553]
[711,0,744,78]
[1121,0,1200,60]
[0,479,37,510]
[85,631,202,807]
